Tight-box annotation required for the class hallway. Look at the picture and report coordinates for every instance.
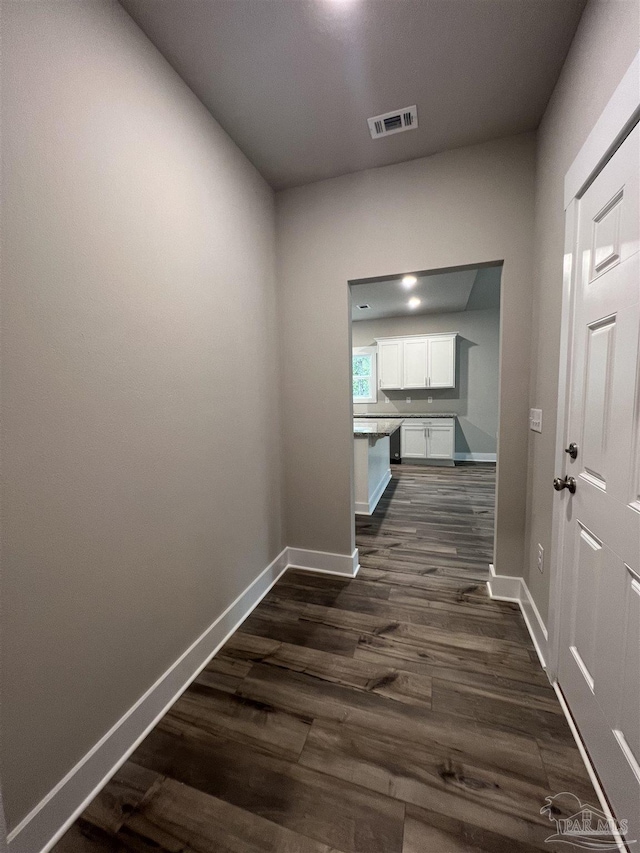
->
[55,466,598,853]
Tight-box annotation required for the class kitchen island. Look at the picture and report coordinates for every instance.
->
[353,418,403,515]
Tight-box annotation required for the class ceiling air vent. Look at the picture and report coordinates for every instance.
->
[357,304,371,310]
[367,105,418,140]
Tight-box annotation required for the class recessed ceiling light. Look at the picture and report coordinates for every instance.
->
[402,275,417,288]
[408,297,421,309]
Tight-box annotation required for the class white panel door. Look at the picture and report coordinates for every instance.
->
[426,424,454,460]
[427,336,455,388]
[401,424,427,458]
[378,340,403,389]
[557,124,639,846]
[403,337,429,388]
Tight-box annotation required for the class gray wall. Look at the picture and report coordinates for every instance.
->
[524,0,639,624]
[277,133,535,572]
[1,0,282,829]
[352,308,500,455]
[5,0,634,833]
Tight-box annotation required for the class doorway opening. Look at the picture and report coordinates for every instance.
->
[349,262,503,581]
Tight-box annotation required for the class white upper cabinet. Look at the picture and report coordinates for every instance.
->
[378,339,403,390]
[402,337,429,388]
[427,335,456,388]
[376,333,456,390]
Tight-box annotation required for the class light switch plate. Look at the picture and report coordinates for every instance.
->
[529,408,543,433]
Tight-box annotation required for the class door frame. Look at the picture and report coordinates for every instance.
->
[547,50,640,683]
[348,260,504,559]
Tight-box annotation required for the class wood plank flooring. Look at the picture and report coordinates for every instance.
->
[53,465,598,853]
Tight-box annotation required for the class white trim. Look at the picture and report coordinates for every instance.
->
[8,546,289,853]
[484,596,624,840]
[486,562,521,602]
[487,567,549,672]
[286,546,360,578]
[7,545,359,853]
[551,50,640,682]
[519,579,549,671]
[564,51,640,208]
[547,199,578,682]
[453,452,497,463]
[552,684,628,853]
[354,469,391,515]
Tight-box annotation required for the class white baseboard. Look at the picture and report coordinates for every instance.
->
[355,470,391,515]
[487,562,521,601]
[487,565,549,671]
[453,452,497,463]
[286,546,360,578]
[489,570,626,850]
[552,683,628,853]
[8,544,358,853]
[518,579,549,671]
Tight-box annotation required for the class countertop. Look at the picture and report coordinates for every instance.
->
[353,412,457,419]
[353,418,404,438]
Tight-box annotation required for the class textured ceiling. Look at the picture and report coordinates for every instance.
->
[119,0,587,189]
[350,265,501,321]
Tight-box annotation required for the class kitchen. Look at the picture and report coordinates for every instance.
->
[352,264,501,515]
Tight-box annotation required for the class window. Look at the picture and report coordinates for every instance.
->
[352,347,377,404]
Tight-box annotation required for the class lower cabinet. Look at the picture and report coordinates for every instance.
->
[400,419,454,463]
[426,423,455,459]
[400,423,429,459]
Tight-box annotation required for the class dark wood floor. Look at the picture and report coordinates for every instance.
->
[54,465,598,853]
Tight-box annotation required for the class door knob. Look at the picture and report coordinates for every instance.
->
[554,475,576,494]
[564,442,578,460]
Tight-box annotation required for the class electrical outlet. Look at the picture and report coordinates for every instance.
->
[529,408,543,433]
[537,544,544,573]
[428,396,433,403]
[405,396,411,403]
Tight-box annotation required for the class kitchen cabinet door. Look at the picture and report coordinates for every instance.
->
[403,337,429,388]
[427,336,455,388]
[401,424,427,458]
[378,340,403,389]
[426,423,454,459]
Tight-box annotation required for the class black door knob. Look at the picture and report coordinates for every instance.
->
[554,475,576,494]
